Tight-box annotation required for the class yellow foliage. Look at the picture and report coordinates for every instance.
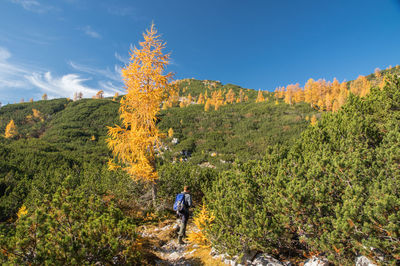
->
[33,109,44,122]
[5,120,18,139]
[168,128,174,138]
[310,115,317,126]
[90,135,96,141]
[350,75,370,97]
[113,92,119,101]
[256,90,265,103]
[197,93,204,104]
[106,24,175,182]
[225,89,235,104]
[204,98,211,112]
[17,205,28,219]
[187,204,214,247]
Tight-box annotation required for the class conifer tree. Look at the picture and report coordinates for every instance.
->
[256,90,265,103]
[204,98,211,112]
[197,93,204,104]
[310,114,317,125]
[225,89,235,104]
[113,92,119,101]
[168,128,174,138]
[5,120,18,138]
[187,93,193,106]
[238,89,245,103]
[107,24,174,204]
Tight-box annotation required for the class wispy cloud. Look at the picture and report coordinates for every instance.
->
[0,47,11,61]
[0,47,31,90]
[10,0,55,13]
[115,52,130,64]
[0,29,56,46]
[106,5,145,21]
[80,25,102,39]
[0,46,121,103]
[69,61,122,82]
[26,72,98,98]
[98,81,124,95]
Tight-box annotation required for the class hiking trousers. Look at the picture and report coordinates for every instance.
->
[178,212,189,237]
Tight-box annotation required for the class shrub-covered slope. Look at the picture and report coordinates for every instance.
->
[205,74,400,264]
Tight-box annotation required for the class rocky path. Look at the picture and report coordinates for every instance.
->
[140,220,207,266]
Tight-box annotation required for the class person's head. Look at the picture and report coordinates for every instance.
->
[184,186,190,192]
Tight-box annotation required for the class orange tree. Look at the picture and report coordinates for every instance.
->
[107,24,175,205]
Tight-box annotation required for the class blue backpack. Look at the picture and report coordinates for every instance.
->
[173,193,186,212]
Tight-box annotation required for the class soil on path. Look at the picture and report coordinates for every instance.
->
[140,219,224,266]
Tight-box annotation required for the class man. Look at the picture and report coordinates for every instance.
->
[177,185,192,244]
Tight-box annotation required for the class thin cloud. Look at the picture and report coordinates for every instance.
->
[10,0,55,13]
[0,47,11,61]
[115,52,130,64]
[106,5,146,21]
[81,25,102,39]
[99,81,124,95]
[0,46,124,103]
[69,61,122,82]
[0,47,31,90]
[26,72,98,98]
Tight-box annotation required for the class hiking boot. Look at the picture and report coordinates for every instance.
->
[178,236,185,245]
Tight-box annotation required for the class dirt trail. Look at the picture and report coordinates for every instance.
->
[140,219,223,266]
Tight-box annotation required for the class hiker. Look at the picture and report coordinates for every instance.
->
[173,186,192,244]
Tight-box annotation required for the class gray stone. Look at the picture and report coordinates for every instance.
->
[210,247,218,256]
[252,253,283,266]
[240,250,257,264]
[355,256,377,266]
[303,256,329,266]
[168,251,180,261]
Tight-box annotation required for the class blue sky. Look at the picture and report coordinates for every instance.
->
[0,0,400,104]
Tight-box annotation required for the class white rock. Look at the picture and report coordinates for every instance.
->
[355,256,377,266]
[303,256,329,266]
[168,251,180,261]
[252,253,283,266]
[210,247,218,256]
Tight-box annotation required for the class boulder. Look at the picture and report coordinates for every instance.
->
[303,256,329,266]
[252,253,283,266]
[355,256,377,266]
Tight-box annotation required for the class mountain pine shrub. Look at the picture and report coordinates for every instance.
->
[0,177,142,265]
[204,74,400,264]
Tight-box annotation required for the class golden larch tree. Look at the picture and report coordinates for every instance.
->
[113,92,119,101]
[5,120,18,139]
[168,128,174,138]
[204,98,211,112]
[310,115,317,126]
[197,93,204,104]
[225,89,235,104]
[107,24,175,203]
[256,90,265,103]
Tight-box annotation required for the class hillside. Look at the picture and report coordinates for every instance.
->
[1,72,399,265]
